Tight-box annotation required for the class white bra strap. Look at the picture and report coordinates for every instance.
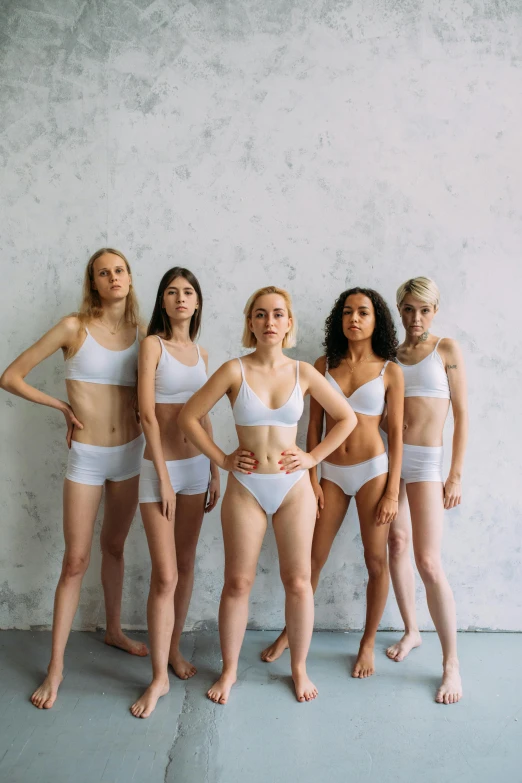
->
[155,335,165,355]
[295,360,300,383]
[380,360,389,376]
[237,357,245,380]
[195,344,201,360]
[434,337,443,353]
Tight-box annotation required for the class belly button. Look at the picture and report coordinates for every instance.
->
[111,427,116,433]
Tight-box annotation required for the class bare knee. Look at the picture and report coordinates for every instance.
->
[223,574,254,599]
[61,553,90,581]
[388,530,410,560]
[311,550,329,577]
[151,568,178,597]
[280,573,311,598]
[364,553,388,580]
[176,554,196,582]
[415,554,443,585]
[100,535,125,562]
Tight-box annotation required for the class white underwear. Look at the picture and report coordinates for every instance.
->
[139,454,210,502]
[233,470,306,515]
[380,429,443,484]
[65,434,145,486]
[321,452,388,496]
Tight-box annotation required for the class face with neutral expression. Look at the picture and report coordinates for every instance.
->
[249,293,292,346]
[342,293,376,343]
[163,276,198,322]
[91,253,131,302]
[399,294,437,338]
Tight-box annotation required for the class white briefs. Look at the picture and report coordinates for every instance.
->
[380,429,443,484]
[66,434,145,486]
[139,455,210,502]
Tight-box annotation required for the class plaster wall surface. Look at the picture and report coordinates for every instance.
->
[1,0,521,631]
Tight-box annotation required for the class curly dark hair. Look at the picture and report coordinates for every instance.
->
[323,287,398,368]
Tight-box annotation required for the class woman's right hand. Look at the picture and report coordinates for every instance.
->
[61,402,84,449]
[312,480,324,519]
[159,478,176,522]
[222,449,258,474]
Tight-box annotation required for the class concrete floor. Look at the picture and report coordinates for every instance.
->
[0,631,520,783]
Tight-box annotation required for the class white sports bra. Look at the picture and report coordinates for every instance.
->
[65,326,138,387]
[233,358,304,427]
[154,337,207,404]
[326,361,389,416]
[398,338,450,399]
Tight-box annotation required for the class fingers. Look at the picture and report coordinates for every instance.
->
[236,451,258,473]
[72,416,84,429]
[162,500,167,518]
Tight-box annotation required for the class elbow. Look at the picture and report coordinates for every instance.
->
[0,370,14,393]
[178,406,190,434]
[140,409,157,428]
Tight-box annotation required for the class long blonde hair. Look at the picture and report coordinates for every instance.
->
[66,248,140,358]
[242,286,297,349]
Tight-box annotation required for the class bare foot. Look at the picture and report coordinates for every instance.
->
[130,678,169,718]
[386,631,422,662]
[261,631,289,662]
[31,670,63,709]
[352,644,375,678]
[436,661,462,705]
[169,652,197,680]
[292,670,318,702]
[105,632,148,657]
[207,672,237,705]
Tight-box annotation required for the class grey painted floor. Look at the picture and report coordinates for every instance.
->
[0,631,520,783]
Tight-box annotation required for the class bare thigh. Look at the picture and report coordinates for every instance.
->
[221,474,268,580]
[174,493,206,567]
[272,474,317,578]
[355,474,390,556]
[312,478,351,567]
[140,502,176,579]
[63,479,104,560]
[101,475,139,551]
[388,480,411,547]
[405,482,445,560]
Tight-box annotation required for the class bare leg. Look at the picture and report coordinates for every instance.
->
[207,475,267,705]
[386,480,422,661]
[272,474,318,702]
[261,478,349,662]
[407,482,462,704]
[31,479,102,709]
[130,502,177,718]
[101,476,148,657]
[352,473,390,678]
[168,492,206,679]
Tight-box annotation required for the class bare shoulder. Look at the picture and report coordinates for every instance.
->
[140,334,162,355]
[297,359,318,379]
[313,355,327,374]
[384,360,403,380]
[437,337,463,365]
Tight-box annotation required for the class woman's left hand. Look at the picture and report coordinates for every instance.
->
[444,478,462,509]
[375,495,398,526]
[279,448,317,473]
[205,474,221,513]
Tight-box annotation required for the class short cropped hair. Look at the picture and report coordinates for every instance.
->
[396,276,440,310]
[242,286,297,349]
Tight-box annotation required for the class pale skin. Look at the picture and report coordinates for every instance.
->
[130,276,220,719]
[0,253,148,710]
[261,293,404,678]
[179,293,357,704]
[383,293,467,705]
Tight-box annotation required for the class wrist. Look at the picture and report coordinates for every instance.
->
[447,474,462,483]
[384,494,398,502]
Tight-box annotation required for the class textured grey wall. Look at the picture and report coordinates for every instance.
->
[1,1,521,632]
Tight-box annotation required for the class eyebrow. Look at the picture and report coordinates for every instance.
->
[166,286,194,291]
[254,307,285,313]
[97,265,124,272]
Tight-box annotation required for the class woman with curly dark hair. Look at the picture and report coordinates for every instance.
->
[261,288,404,679]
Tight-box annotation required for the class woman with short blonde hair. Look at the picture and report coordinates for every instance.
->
[382,275,467,705]
[1,248,148,710]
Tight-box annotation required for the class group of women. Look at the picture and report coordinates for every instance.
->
[0,249,467,718]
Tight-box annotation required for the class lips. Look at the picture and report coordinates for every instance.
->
[349,326,360,331]
[110,285,121,290]
[176,307,187,311]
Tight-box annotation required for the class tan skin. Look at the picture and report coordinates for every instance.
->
[130,276,220,719]
[382,293,467,705]
[261,293,404,677]
[0,253,148,711]
[179,293,357,704]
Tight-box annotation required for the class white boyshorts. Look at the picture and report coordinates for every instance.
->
[66,434,145,486]
[139,454,210,502]
[380,429,443,484]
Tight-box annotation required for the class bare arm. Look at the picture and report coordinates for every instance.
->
[306,356,327,487]
[138,336,168,481]
[443,339,468,508]
[382,363,404,500]
[0,316,84,447]
[199,347,220,511]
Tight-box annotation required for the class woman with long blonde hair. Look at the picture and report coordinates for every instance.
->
[179,286,357,704]
[1,248,148,710]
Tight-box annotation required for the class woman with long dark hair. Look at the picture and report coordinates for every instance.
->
[130,267,220,719]
[261,287,403,679]
[0,248,148,710]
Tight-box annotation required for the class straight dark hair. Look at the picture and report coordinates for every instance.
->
[147,267,203,341]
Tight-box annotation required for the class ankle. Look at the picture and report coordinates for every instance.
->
[221,667,237,680]
[47,661,64,677]
[359,635,375,650]
[405,628,421,637]
[443,656,459,671]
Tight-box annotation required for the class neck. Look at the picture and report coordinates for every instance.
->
[252,343,285,366]
[404,331,429,348]
[99,299,127,328]
[168,320,193,344]
[346,338,373,363]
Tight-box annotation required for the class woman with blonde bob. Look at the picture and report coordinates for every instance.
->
[1,248,147,710]
[381,276,467,704]
[180,286,357,704]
